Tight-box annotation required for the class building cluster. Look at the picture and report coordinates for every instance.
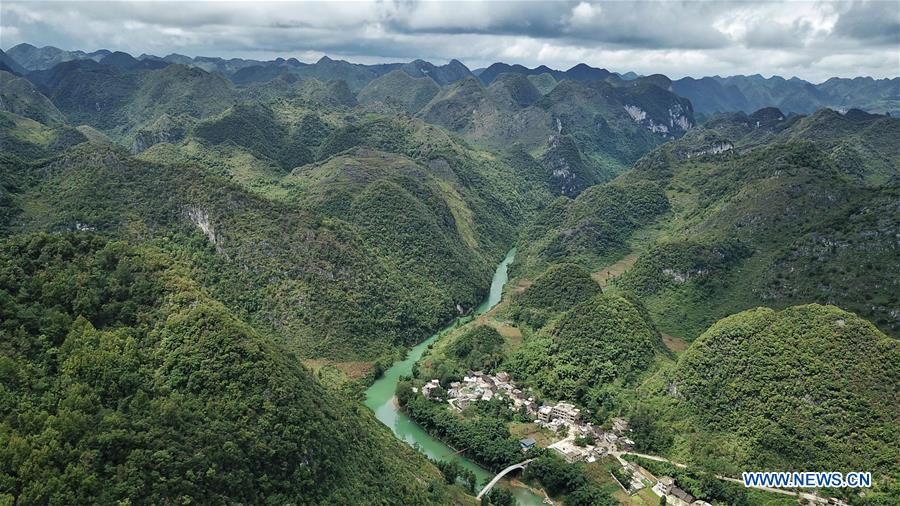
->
[420,379,443,400]
[546,416,634,463]
[434,370,539,413]
[418,371,636,461]
[536,401,580,431]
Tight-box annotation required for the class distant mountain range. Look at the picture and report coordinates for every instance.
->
[5,43,898,115]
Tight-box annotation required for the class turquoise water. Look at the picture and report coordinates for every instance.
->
[363,248,543,504]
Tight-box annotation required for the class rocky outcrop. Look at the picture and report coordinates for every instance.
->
[540,135,593,197]
[624,103,693,136]
[186,206,224,254]
[678,141,734,159]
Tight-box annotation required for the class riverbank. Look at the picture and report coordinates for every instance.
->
[363,248,546,505]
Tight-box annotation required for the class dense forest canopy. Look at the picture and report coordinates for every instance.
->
[0,233,458,504]
[1,39,897,505]
[669,304,899,474]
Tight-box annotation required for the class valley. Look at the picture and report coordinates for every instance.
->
[1,31,897,506]
[364,249,549,506]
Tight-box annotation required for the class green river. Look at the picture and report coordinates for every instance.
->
[364,248,545,505]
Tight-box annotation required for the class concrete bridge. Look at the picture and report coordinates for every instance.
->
[476,458,535,500]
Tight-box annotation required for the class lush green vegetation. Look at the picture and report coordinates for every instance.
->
[512,263,600,328]
[0,233,461,505]
[7,144,463,359]
[32,62,235,140]
[4,96,560,361]
[617,119,900,340]
[358,69,441,114]
[417,75,694,185]
[4,45,899,506]
[516,180,669,277]
[487,73,542,108]
[433,458,478,495]
[507,293,664,421]
[193,102,318,170]
[397,379,525,471]
[0,70,65,126]
[444,325,506,375]
[666,305,899,475]
[623,456,753,506]
[0,111,87,161]
[398,376,619,505]
[523,454,615,506]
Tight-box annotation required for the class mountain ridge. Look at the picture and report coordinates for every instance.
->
[7,43,897,115]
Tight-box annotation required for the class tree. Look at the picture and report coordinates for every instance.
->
[630,404,673,453]
[574,435,594,447]
[435,460,461,485]
[371,360,385,379]
[568,485,615,506]
[464,469,477,494]
[486,487,514,506]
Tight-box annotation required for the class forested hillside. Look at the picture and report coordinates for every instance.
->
[416,75,695,186]
[26,61,235,139]
[2,42,898,506]
[485,104,899,497]
[4,139,546,359]
[0,59,570,361]
[506,106,898,341]
[638,305,899,478]
[506,292,665,419]
[612,109,899,340]
[0,233,462,504]
[515,181,670,276]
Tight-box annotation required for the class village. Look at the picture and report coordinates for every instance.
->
[414,370,810,506]
[414,371,692,506]
[420,369,636,457]
[414,370,851,506]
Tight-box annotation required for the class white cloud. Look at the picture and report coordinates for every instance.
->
[0,0,897,81]
[568,2,600,27]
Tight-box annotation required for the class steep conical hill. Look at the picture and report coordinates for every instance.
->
[357,69,441,114]
[515,262,601,313]
[669,304,899,474]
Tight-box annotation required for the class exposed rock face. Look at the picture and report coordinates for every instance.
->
[669,104,692,131]
[541,134,592,197]
[679,142,734,159]
[132,129,173,154]
[662,267,709,283]
[624,103,693,136]
[624,105,648,122]
[186,207,224,253]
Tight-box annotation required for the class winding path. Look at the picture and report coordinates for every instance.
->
[476,459,535,500]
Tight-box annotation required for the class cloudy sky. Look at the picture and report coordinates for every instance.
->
[1,0,898,82]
